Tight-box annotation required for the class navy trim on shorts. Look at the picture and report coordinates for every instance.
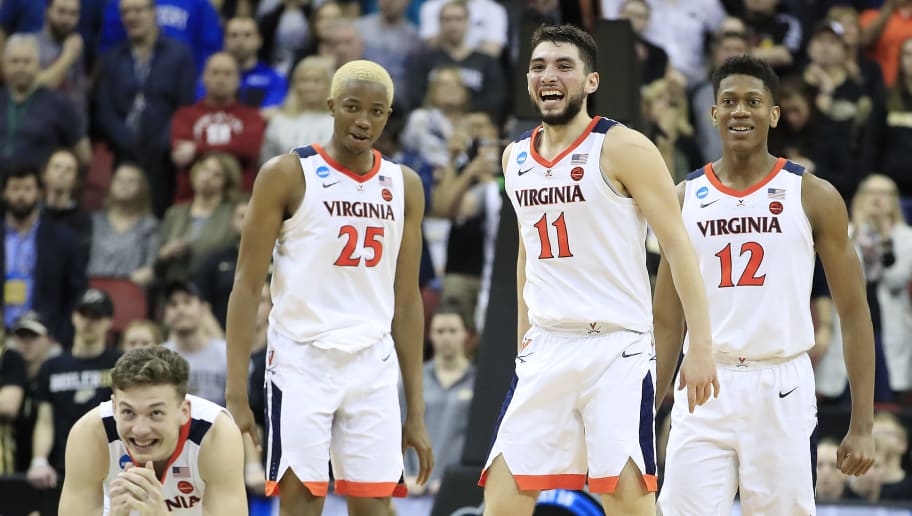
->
[485,374,518,461]
[293,146,317,159]
[266,381,283,482]
[639,371,657,476]
[810,422,819,490]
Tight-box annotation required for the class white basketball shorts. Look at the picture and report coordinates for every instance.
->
[263,327,406,498]
[480,325,657,494]
[659,353,818,516]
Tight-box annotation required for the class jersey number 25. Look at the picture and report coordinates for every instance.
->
[335,225,384,267]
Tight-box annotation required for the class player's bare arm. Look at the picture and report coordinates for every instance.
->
[58,408,108,515]
[502,142,532,354]
[225,153,304,446]
[199,412,248,515]
[603,127,719,412]
[393,164,434,486]
[653,182,688,406]
[803,173,876,477]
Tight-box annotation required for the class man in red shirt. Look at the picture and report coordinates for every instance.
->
[860,0,912,86]
[171,52,266,200]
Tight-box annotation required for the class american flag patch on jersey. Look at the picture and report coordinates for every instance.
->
[378,175,392,187]
[172,466,190,478]
[571,153,588,165]
[768,188,785,199]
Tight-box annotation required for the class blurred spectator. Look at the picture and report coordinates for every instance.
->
[209,16,288,117]
[87,162,159,287]
[769,77,826,174]
[742,0,802,75]
[3,167,87,345]
[35,0,90,132]
[118,318,163,351]
[287,0,343,66]
[99,0,223,73]
[258,0,313,76]
[816,437,848,502]
[850,175,902,402]
[432,116,501,332]
[642,79,701,183]
[156,153,241,284]
[692,31,750,163]
[603,0,726,86]
[401,66,470,169]
[400,305,475,500]
[854,175,912,399]
[41,148,91,253]
[419,0,507,58]
[9,312,58,473]
[829,7,887,106]
[406,0,506,119]
[876,36,912,197]
[873,411,912,500]
[0,33,90,175]
[259,55,334,164]
[803,20,874,200]
[618,0,668,86]
[95,0,196,217]
[171,51,266,198]
[0,340,28,474]
[324,17,365,68]
[162,280,228,406]
[356,0,421,105]
[845,451,886,502]
[195,198,247,329]
[860,0,912,86]
[26,288,120,500]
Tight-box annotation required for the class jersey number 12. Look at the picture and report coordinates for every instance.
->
[715,242,766,287]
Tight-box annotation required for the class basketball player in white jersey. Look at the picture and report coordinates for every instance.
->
[654,56,876,515]
[224,60,433,515]
[480,25,719,516]
[59,346,247,515]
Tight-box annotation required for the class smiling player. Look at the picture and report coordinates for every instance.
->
[59,346,247,515]
[479,24,718,516]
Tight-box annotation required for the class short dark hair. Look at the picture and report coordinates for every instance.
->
[3,166,43,191]
[111,346,190,398]
[530,24,597,74]
[712,55,779,103]
[432,303,473,333]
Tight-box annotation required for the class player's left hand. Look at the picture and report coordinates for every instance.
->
[837,430,875,476]
[402,415,434,486]
[677,347,720,413]
[115,461,167,516]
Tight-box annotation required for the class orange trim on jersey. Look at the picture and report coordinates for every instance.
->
[530,116,601,169]
[313,144,382,183]
[477,469,586,491]
[704,157,786,198]
[588,474,657,493]
[263,480,329,497]
[334,480,406,498]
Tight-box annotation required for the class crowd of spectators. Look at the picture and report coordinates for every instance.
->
[0,0,910,514]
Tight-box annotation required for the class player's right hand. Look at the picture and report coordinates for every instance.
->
[677,348,720,413]
[227,398,261,451]
[402,415,434,486]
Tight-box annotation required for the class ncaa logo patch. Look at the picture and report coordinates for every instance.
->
[516,151,528,165]
[696,186,709,199]
[315,166,330,178]
[119,454,131,469]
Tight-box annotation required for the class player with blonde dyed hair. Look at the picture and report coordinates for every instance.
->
[330,59,396,107]
[226,59,433,515]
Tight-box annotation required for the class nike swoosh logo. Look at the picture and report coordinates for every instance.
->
[700,199,720,208]
[518,167,534,176]
[323,180,341,188]
[621,351,642,358]
[381,352,392,362]
[779,386,798,398]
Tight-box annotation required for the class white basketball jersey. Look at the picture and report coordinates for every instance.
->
[101,395,227,516]
[269,145,406,352]
[682,158,815,360]
[505,117,652,333]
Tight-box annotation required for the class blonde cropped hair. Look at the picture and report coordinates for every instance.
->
[330,60,394,107]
